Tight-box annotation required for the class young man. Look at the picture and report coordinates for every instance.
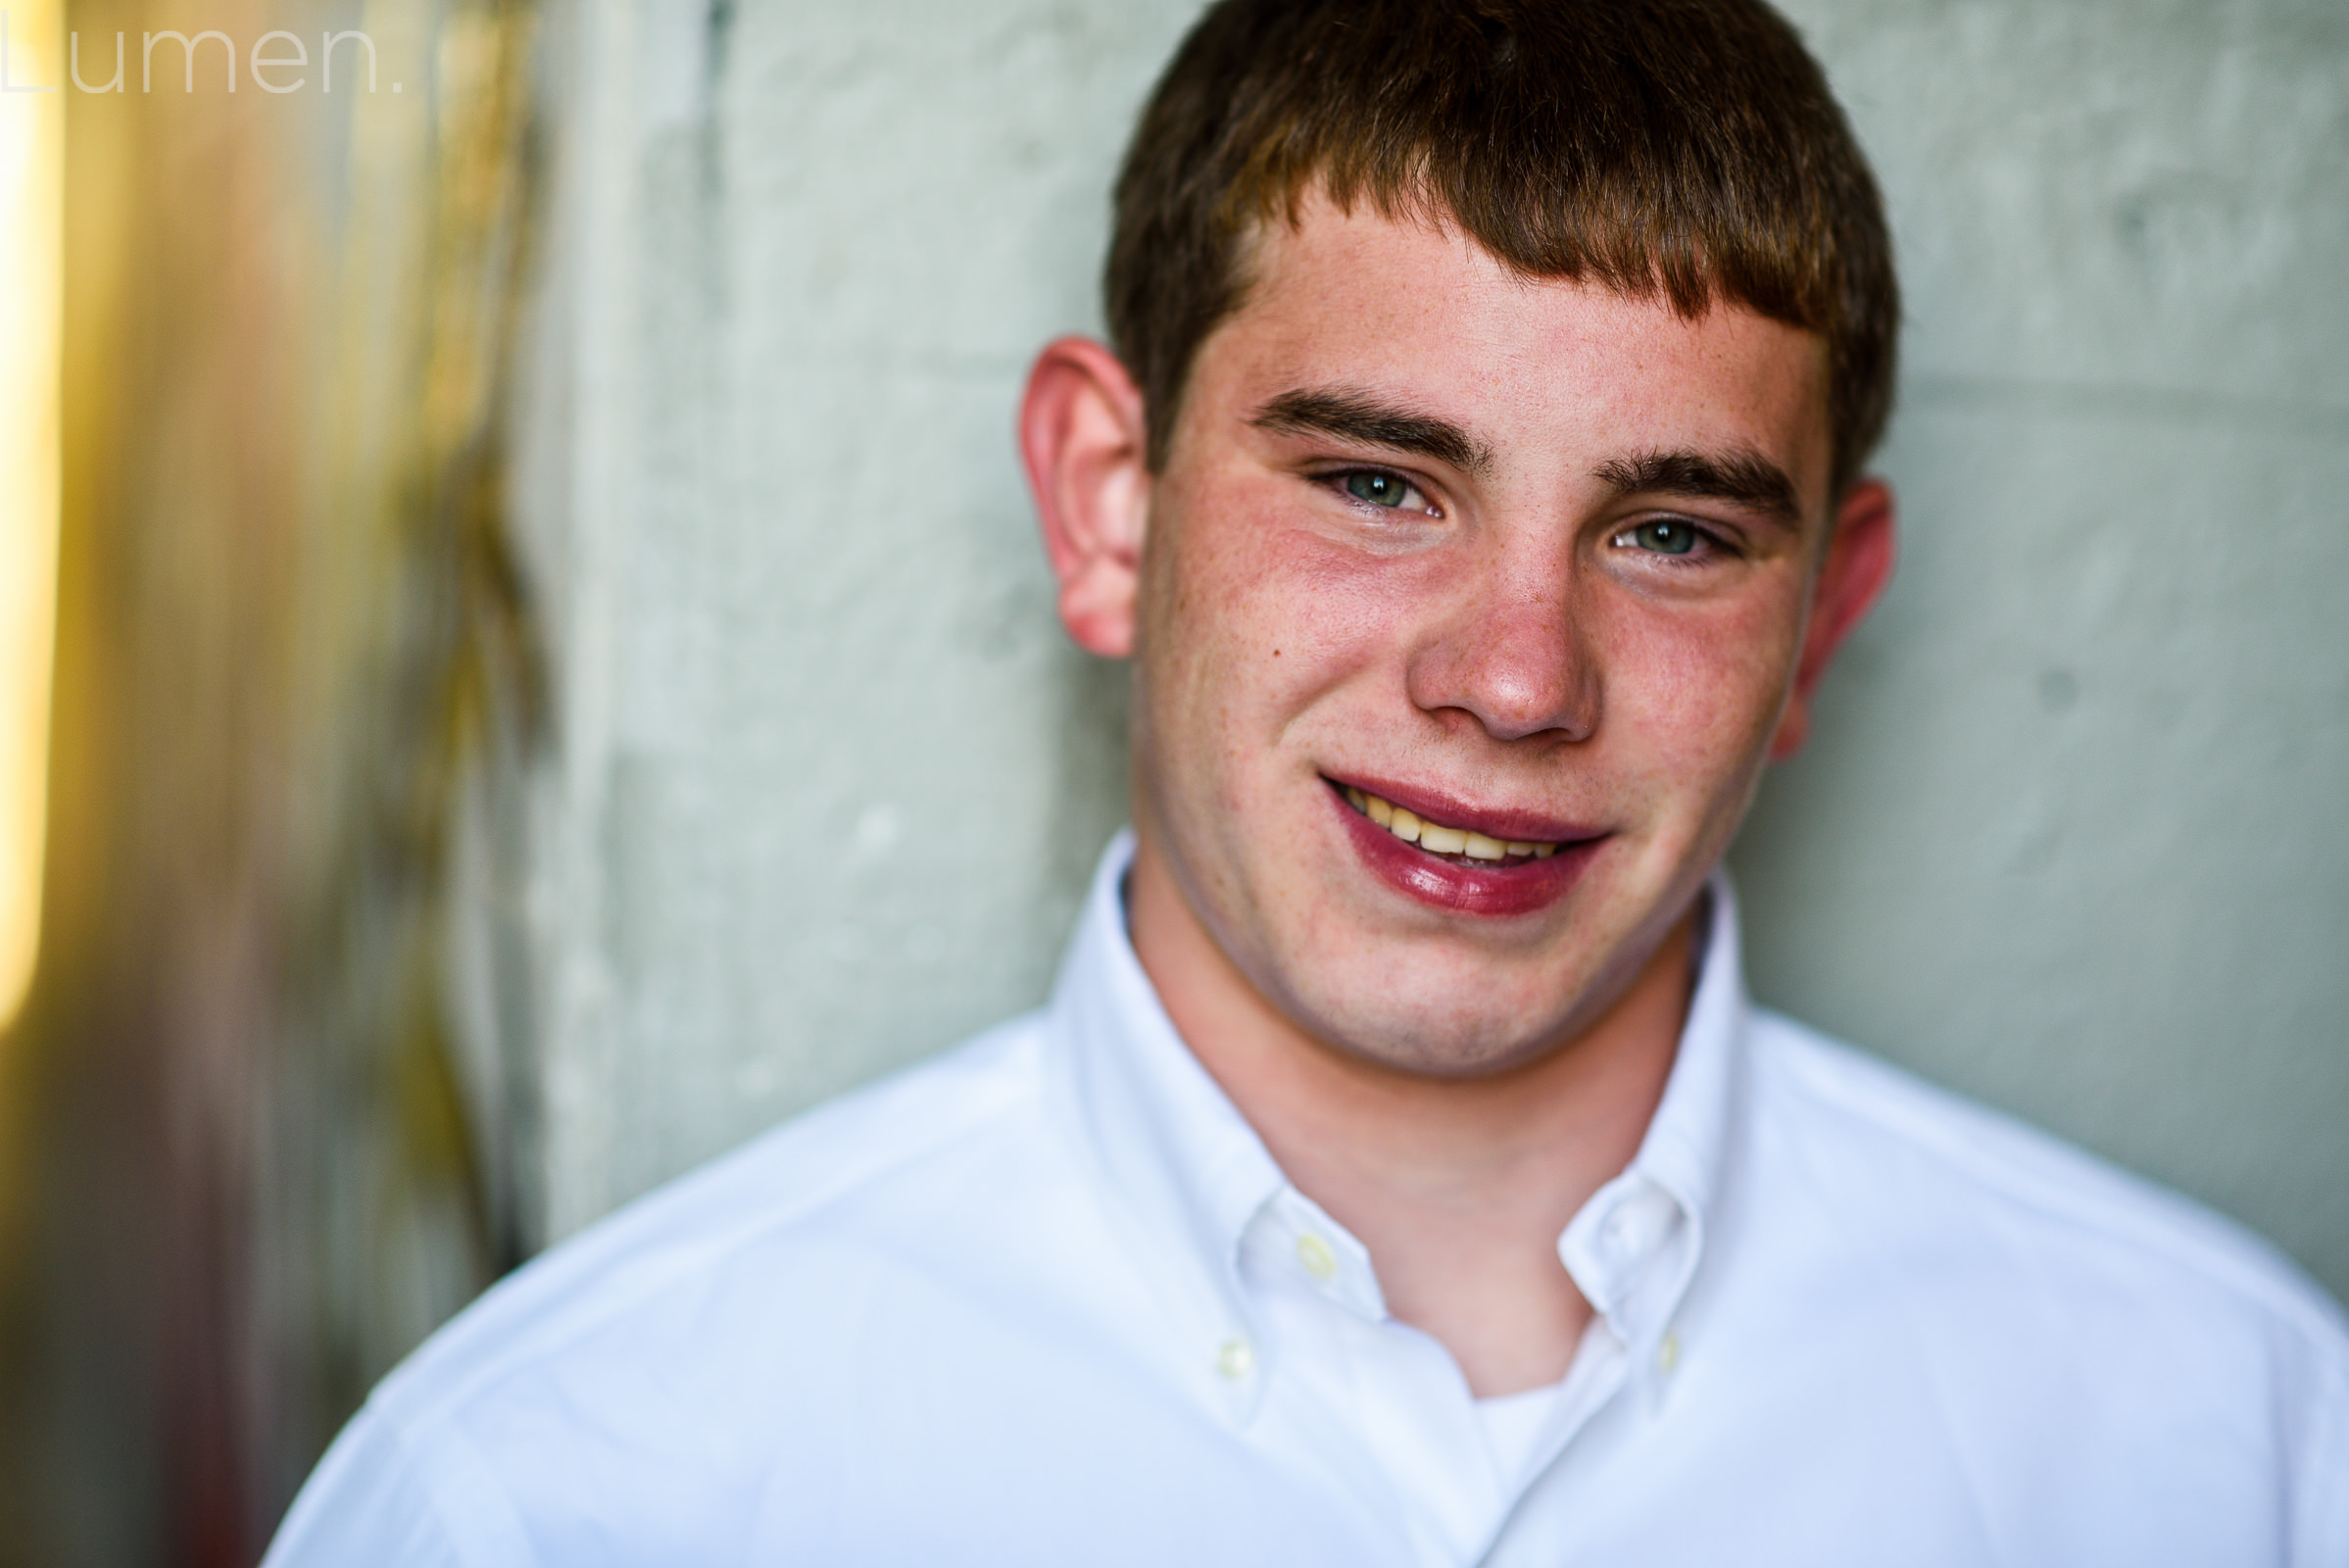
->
[268,1,2347,1563]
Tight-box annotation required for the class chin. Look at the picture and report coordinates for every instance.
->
[1275,959,1597,1081]
[1258,859,1701,1079]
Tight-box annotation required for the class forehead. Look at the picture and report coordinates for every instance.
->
[1203,196,1835,502]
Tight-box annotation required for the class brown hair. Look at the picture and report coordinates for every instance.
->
[1105,0,1899,495]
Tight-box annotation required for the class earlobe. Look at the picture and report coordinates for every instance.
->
[1769,478,1897,761]
[1019,337,1152,660]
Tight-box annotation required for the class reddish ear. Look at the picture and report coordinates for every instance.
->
[1019,337,1151,659]
[1769,478,1896,760]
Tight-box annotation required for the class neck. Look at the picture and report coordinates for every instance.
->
[1125,833,1693,1396]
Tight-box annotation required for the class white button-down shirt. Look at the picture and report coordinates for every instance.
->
[268,834,2349,1567]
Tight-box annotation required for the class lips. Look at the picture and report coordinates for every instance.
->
[1323,775,1604,917]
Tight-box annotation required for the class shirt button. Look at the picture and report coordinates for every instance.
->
[1216,1338,1256,1380]
[1295,1232,1338,1282]
[1657,1332,1681,1375]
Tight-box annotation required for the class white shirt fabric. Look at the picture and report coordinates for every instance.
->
[267,833,2349,1568]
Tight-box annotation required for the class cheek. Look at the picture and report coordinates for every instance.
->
[1145,474,1413,723]
[1603,585,1805,787]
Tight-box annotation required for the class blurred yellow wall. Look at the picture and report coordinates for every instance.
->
[1,3,545,1560]
[0,0,62,1031]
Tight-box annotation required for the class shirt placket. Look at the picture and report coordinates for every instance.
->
[1242,1191,1511,1566]
[1463,1173,1698,1562]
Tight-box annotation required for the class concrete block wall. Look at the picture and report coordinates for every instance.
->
[1734,0,2349,1297]
[516,0,2348,1297]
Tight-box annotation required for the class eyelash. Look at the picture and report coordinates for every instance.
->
[1319,466,1442,517]
[1607,516,1739,565]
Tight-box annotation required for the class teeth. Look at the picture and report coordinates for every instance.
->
[1419,823,1468,855]
[1342,787,1561,863]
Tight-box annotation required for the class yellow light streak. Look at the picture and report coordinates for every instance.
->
[0,0,62,1029]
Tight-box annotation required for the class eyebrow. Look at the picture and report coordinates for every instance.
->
[1594,448,1804,527]
[1248,388,1493,477]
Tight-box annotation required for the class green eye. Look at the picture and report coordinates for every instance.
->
[1345,471,1410,509]
[1625,519,1699,556]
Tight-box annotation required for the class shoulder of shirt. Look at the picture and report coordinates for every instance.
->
[358,1009,1055,1435]
[1744,1006,2349,1358]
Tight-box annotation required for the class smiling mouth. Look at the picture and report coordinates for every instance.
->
[1334,782,1564,866]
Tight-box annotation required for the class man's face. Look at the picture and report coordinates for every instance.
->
[1125,197,1859,1077]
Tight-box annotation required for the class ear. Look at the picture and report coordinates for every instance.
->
[1769,477,1896,760]
[1020,336,1151,659]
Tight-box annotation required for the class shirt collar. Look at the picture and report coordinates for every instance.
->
[1045,832,1288,1396]
[1046,832,1748,1386]
[1556,878,1745,1354]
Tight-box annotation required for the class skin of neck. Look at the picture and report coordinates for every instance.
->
[1125,820,1695,1398]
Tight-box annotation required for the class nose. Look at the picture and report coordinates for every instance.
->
[1402,541,1599,744]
